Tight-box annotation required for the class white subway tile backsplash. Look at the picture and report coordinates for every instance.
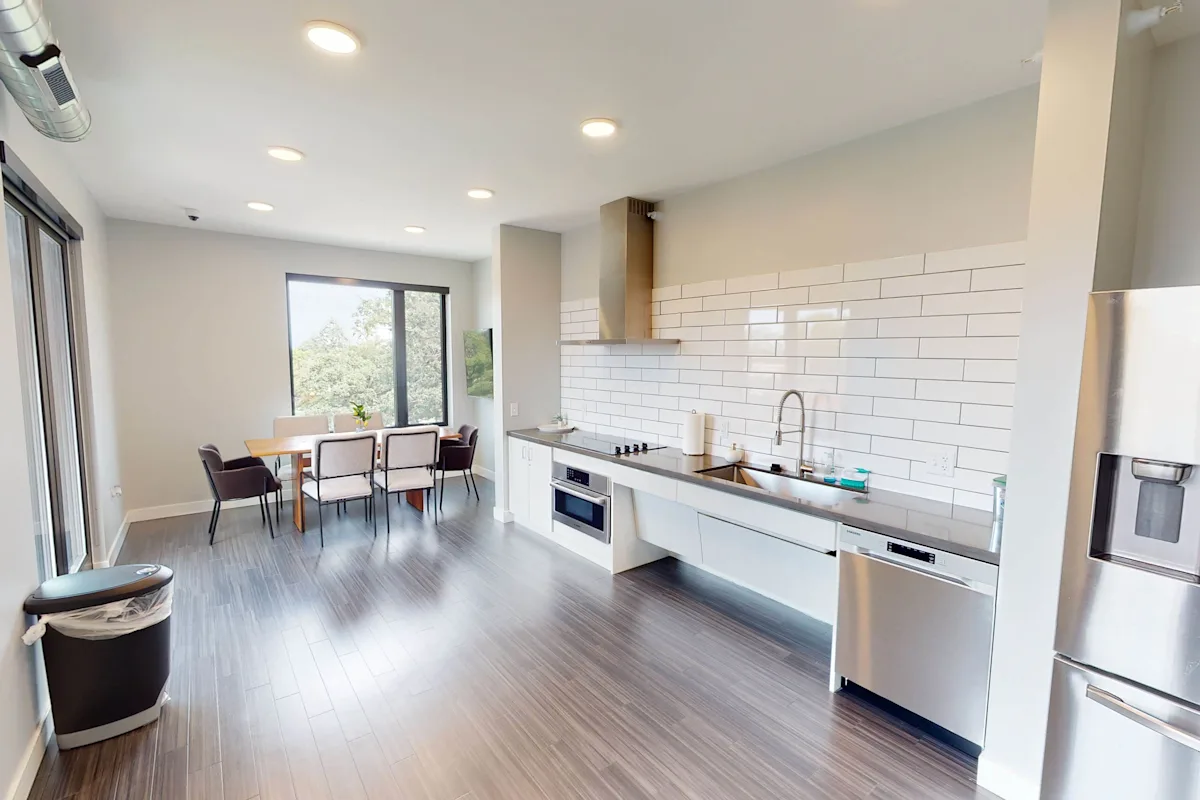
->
[916,380,1015,406]
[660,297,703,314]
[777,339,841,357]
[724,308,779,325]
[881,270,971,298]
[702,293,751,311]
[963,359,1018,383]
[726,273,779,293]
[840,297,923,319]
[809,279,881,303]
[724,340,776,356]
[748,356,805,374]
[875,359,964,380]
[873,397,960,423]
[682,279,727,298]
[652,285,681,302]
[838,376,915,399]
[563,241,1026,507]
[967,313,1021,337]
[913,420,1012,451]
[749,322,807,340]
[751,287,810,307]
[924,241,1026,273]
[805,357,876,377]
[808,319,878,339]
[779,263,844,288]
[922,289,1023,316]
[844,254,925,281]
[778,303,841,323]
[877,316,967,338]
[960,403,1013,429]
[839,338,920,358]
[953,490,993,511]
[918,337,1019,360]
[836,413,914,439]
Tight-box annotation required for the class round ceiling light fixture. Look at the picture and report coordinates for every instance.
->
[305,21,361,54]
[247,201,274,211]
[580,118,618,138]
[267,146,305,162]
[467,188,494,199]
[404,225,426,234]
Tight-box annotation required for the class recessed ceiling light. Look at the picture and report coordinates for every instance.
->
[580,118,617,138]
[247,201,274,211]
[305,21,360,54]
[467,188,494,199]
[404,225,426,234]
[267,146,305,162]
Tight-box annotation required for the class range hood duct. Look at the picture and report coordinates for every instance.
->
[0,0,90,142]
[567,196,678,345]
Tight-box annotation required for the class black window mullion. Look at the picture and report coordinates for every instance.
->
[394,289,408,426]
[439,294,448,426]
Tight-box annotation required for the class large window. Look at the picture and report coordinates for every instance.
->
[286,274,448,426]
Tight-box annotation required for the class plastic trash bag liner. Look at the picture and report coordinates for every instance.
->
[22,583,173,644]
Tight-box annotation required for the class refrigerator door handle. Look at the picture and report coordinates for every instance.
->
[1086,684,1200,753]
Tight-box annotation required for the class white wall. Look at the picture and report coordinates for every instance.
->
[471,257,494,474]
[1133,33,1200,288]
[105,221,476,513]
[0,97,119,798]
[560,86,1039,302]
[491,225,561,516]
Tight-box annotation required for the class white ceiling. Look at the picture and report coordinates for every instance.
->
[45,0,1047,262]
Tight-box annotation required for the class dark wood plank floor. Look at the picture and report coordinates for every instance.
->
[30,475,997,799]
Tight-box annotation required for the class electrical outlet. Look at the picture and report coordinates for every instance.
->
[925,448,955,477]
[110,486,123,498]
[718,419,730,443]
[509,402,519,417]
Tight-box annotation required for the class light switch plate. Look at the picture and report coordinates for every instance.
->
[925,447,955,477]
[509,402,519,417]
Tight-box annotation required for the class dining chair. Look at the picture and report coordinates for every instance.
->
[198,445,281,545]
[374,426,441,535]
[272,414,329,519]
[333,413,384,433]
[437,424,479,509]
[301,433,378,546]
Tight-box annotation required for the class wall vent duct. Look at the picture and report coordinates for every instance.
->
[0,0,90,142]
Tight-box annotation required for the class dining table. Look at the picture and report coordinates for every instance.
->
[244,427,462,532]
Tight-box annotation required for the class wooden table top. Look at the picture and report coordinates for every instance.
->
[245,427,461,458]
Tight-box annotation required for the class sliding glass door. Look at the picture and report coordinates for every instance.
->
[6,193,88,575]
[286,274,448,427]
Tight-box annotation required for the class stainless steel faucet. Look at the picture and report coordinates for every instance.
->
[775,390,811,473]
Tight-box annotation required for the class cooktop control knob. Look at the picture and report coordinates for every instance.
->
[613,446,622,455]
[624,445,632,454]
[641,442,649,451]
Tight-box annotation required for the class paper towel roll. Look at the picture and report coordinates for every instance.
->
[682,410,706,455]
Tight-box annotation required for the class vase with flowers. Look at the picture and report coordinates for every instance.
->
[351,403,372,431]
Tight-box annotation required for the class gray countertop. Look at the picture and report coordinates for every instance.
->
[509,429,1001,565]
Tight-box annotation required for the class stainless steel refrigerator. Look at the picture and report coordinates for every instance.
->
[1044,287,1200,798]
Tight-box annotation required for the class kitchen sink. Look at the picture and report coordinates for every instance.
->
[695,464,865,504]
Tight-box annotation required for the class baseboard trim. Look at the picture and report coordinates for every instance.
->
[114,491,296,548]
[94,513,131,568]
[976,754,1039,800]
[472,465,495,481]
[6,714,51,800]
[493,507,514,523]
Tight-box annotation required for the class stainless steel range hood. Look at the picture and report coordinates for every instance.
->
[562,196,679,345]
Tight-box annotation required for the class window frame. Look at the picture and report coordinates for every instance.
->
[285,273,450,427]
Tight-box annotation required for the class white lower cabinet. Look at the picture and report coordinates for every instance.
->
[697,513,837,624]
[507,437,552,536]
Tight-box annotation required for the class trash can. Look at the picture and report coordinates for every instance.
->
[22,564,174,750]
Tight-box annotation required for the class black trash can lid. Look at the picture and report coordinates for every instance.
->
[23,564,174,615]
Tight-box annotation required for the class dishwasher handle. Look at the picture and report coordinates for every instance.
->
[847,547,988,594]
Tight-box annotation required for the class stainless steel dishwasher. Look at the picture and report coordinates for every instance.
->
[833,525,999,747]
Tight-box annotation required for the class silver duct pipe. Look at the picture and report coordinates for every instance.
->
[0,0,89,142]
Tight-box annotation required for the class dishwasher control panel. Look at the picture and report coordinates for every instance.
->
[887,542,935,564]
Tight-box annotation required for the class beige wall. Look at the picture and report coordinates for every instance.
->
[471,257,495,473]
[106,220,476,512]
[560,86,1039,301]
[1133,33,1200,288]
[0,96,119,798]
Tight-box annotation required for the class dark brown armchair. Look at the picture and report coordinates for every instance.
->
[437,424,479,509]
[199,444,282,545]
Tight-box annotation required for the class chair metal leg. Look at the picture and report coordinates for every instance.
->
[266,495,276,539]
[439,469,446,510]
[385,491,391,539]
[468,470,480,500]
[318,501,324,547]
[208,500,219,545]
[370,494,377,538]
[433,483,438,525]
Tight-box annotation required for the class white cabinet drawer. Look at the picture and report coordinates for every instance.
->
[698,513,836,624]
[676,481,836,553]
